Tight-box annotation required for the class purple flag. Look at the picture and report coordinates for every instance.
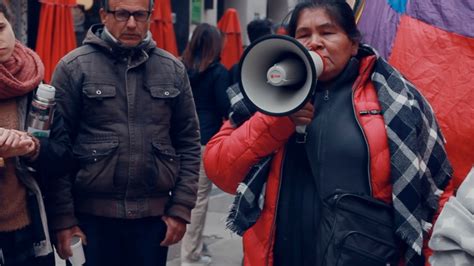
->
[357,0,401,59]
[407,0,474,38]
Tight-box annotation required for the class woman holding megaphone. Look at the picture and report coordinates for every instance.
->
[204,1,454,266]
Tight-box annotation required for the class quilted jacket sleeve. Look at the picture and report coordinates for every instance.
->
[203,112,295,194]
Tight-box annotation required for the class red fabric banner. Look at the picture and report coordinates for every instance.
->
[390,15,474,186]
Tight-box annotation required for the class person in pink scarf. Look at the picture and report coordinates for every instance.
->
[0,2,73,265]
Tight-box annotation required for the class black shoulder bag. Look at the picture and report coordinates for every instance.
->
[316,191,400,266]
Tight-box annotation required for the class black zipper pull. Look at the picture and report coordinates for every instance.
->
[324,90,329,101]
[359,109,382,115]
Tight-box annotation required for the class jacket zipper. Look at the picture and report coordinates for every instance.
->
[124,56,133,199]
[351,79,372,195]
[317,90,330,161]
[265,145,288,266]
[124,52,148,176]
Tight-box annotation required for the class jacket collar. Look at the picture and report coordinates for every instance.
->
[83,24,156,59]
[316,57,360,92]
[356,45,378,87]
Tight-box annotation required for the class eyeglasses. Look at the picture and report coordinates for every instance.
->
[107,9,151,22]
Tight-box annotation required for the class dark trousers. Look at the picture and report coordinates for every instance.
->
[78,215,168,266]
[0,225,54,266]
[0,254,54,266]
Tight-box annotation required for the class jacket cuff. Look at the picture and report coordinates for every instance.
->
[166,204,192,224]
[266,115,295,141]
[50,214,79,231]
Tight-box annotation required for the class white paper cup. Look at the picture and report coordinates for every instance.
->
[68,236,86,266]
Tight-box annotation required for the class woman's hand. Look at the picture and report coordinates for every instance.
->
[289,101,314,126]
[0,128,35,158]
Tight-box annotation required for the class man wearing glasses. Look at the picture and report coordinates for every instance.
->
[48,0,201,265]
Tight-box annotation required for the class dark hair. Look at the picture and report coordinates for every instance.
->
[287,0,361,43]
[101,0,154,11]
[182,23,224,72]
[247,18,274,43]
[0,1,12,22]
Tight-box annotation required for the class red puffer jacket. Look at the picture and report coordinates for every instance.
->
[204,55,454,266]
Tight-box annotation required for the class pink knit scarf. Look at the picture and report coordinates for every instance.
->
[0,41,44,99]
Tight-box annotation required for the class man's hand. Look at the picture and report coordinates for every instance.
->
[160,215,187,246]
[288,101,314,126]
[0,128,35,158]
[55,226,87,260]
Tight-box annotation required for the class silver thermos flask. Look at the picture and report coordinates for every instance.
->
[27,84,56,138]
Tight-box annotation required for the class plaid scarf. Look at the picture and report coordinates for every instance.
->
[226,46,452,265]
[226,156,271,236]
[227,83,257,128]
[369,45,452,265]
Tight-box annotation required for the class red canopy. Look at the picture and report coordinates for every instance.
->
[217,8,243,69]
[150,0,178,56]
[36,0,77,83]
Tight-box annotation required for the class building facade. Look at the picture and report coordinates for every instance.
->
[6,0,303,55]
[192,0,301,45]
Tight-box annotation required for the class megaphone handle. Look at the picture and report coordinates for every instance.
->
[295,125,307,143]
[296,125,306,134]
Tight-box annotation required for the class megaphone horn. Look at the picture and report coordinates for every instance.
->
[239,35,324,116]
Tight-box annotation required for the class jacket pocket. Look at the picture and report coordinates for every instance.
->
[73,138,119,193]
[149,86,180,99]
[147,86,181,124]
[149,140,181,192]
[83,84,116,99]
[81,84,118,123]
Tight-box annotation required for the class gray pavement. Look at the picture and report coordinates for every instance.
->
[167,186,243,266]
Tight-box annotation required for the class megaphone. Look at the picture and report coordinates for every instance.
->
[239,35,324,116]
